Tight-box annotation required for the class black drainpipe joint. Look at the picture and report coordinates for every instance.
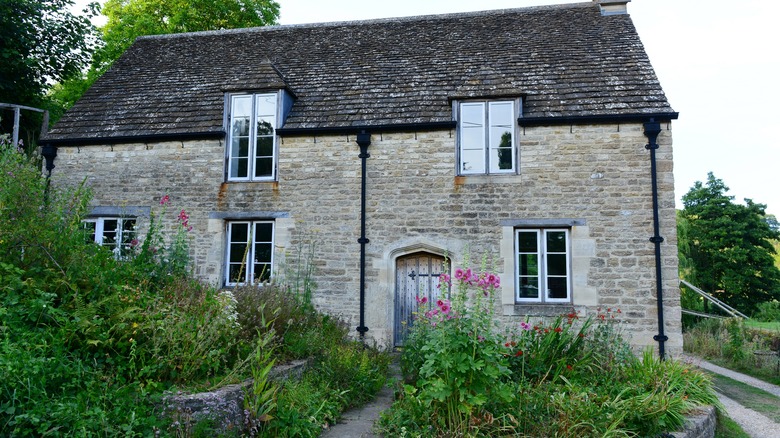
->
[358,237,370,244]
[649,236,664,244]
[653,334,669,343]
[41,144,58,174]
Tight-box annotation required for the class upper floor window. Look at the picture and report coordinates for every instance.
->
[227,93,277,181]
[225,221,274,286]
[84,217,137,259]
[458,100,516,175]
[516,229,570,303]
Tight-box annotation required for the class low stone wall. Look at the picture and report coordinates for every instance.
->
[160,359,309,434]
[670,406,716,438]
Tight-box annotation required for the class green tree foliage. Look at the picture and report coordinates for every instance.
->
[0,0,99,143]
[680,172,780,314]
[51,0,280,117]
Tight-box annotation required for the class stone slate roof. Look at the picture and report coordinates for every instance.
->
[44,2,674,144]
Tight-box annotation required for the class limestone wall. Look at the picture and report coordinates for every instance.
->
[51,122,681,354]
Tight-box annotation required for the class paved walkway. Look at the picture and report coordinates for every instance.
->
[320,360,400,438]
[682,354,780,438]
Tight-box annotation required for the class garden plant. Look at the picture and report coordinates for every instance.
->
[380,256,720,437]
[0,139,389,436]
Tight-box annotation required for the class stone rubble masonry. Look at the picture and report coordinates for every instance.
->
[51,122,681,354]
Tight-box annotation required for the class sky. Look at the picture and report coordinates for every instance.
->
[73,0,779,215]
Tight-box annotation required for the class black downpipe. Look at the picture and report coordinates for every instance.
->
[356,130,371,339]
[643,119,668,360]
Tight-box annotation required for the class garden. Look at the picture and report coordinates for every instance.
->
[1,137,722,437]
[376,257,720,437]
[0,137,389,437]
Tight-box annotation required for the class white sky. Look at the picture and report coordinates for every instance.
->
[73,0,780,215]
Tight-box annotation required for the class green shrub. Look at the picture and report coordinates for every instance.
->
[381,254,720,437]
[754,300,780,322]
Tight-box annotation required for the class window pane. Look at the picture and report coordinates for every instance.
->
[230,243,248,263]
[517,231,537,252]
[229,264,245,283]
[254,223,273,243]
[489,135,514,171]
[232,96,252,117]
[232,117,250,137]
[547,277,568,299]
[256,119,274,136]
[461,126,484,151]
[461,103,484,126]
[230,223,249,243]
[256,137,273,157]
[518,277,539,299]
[254,243,272,264]
[232,137,249,158]
[230,158,248,178]
[255,157,273,178]
[547,254,567,276]
[253,263,271,282]
[546,231,567,253]
[256,94,276,117]
[519,254,538,276]
[460,149,485,173]
[489,101,513,126]
[83,221,96,243]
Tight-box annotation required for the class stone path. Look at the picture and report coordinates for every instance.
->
[319,359,400,438]
[682,354,780,438]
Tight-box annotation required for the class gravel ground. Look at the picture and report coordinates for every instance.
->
[681,354,780,438]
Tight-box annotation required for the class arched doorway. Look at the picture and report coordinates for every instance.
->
[394,252,448,346]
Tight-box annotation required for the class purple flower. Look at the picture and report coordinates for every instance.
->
[520,321,532,331]
[159,195,170,205]
[455,268,465,279]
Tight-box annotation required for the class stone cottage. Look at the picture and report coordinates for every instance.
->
[41,0,682,356]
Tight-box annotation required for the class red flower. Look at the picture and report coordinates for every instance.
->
[515,350,523,357]
[554,327,562,333]
[566,365,573,371]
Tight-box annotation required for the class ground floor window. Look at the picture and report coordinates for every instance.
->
[225,221,274,286]
[516,228,571,303]
[83,217,137,259]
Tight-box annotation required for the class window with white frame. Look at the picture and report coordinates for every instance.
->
[227,93,277,181]
[225,221,274,285]
[515,229,571,302]
[458,100,516,174]
[84,217,137,259]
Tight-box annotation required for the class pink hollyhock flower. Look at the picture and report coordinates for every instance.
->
[160,195,170,205]
[455,268,465,279]
[520,322,532,331]
[440,303,451,314]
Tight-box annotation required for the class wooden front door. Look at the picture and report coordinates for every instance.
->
[394,252,448,346]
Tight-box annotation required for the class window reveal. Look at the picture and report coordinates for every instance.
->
[459,101,516,174]
[228,93,277,181]
[516,229,570,303]
[225,221,274,285]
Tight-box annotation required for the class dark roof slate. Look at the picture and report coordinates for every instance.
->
[45,2,674,142]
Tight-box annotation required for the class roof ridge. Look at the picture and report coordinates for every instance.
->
[138,2,593,41]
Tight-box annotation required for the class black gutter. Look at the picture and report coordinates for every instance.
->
[43,131,226,147]
[355,130,371,339]
[277,121,456,136]
[643,118,668,360]
[518,112,678,127]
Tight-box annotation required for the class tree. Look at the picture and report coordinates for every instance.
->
[51,0,280,117]
[0,0,99,143]
[680,172,780,314]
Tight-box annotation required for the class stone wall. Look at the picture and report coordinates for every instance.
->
[50,122,681,353]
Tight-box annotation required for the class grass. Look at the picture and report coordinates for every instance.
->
[744,320,780,332]
[707,372,780,423]
[715,410,750,438]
